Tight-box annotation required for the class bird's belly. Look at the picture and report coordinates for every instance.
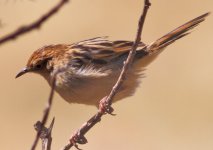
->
[55,71,142,107]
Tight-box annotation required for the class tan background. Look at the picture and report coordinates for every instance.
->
[0,0,213,150]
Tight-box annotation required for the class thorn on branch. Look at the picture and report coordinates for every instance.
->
[34,117,55,139]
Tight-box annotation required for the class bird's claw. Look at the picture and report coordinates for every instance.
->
[99,97,115,115]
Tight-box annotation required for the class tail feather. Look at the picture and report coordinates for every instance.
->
[147,12,210,54]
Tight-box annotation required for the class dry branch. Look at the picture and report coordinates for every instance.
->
[30,75,56,150]
[0,0,69,46]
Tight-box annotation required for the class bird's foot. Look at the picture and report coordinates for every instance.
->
[99,96,115,115]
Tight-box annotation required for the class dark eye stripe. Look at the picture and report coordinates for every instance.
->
[35,64,42,69]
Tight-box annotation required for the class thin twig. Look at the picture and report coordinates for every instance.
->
[0,0,69,46]
[62,0,151,149]
[30,76,56,150]
[104,0,151,106]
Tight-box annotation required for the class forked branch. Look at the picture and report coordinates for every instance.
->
[31,75,56,150]
[34,118,55,150]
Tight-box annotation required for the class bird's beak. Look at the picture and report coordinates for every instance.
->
[15,67,30,78]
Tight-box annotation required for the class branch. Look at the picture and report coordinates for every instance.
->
[30,75,56,150]
[0,0,69,46]
[62,0,151,149]
[34,118,55,150]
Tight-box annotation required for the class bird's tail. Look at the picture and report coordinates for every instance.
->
[146,12,210,55]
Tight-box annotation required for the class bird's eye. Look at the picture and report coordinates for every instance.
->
[35,64,42,69]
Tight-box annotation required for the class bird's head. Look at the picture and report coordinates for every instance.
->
[16,44,68,78]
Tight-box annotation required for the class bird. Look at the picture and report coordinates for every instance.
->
[16,12,209,107]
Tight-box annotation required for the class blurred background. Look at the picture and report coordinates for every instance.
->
[0,0,213,150]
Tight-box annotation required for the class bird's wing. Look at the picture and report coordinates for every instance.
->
[67,37,146,77]
[71,36,146,62]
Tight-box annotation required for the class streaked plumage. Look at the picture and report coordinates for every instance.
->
[16,12,210,106]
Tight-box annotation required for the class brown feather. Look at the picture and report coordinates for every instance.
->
[147,12,210,54]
